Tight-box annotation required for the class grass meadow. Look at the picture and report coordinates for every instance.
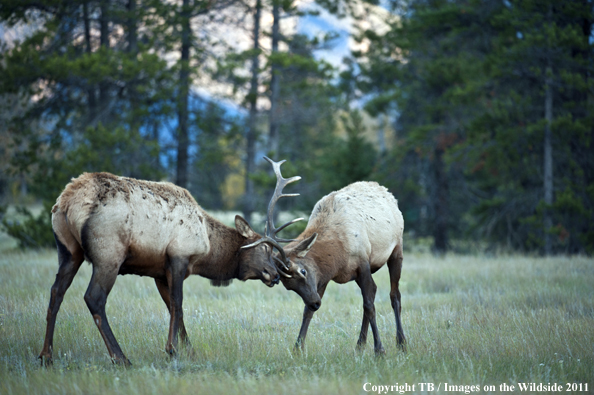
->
[0,244,592,394]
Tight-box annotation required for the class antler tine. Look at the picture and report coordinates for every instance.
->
[241,237,290,270]
[275,217,305,233]
[263,156,303,241]
[273,256,292,278]
[265,157,301,197]
[273,217,305,242]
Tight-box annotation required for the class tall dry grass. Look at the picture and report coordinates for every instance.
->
[0,249,592,394]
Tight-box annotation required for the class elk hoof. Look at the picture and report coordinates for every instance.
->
[374,348,386,357]
[166,346,177,357]
[111,357,132,367]
[39,354,53,367]
[356,340,366,352]
[293,343,305,355]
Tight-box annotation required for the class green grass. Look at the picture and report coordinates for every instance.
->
[0,249,592,394]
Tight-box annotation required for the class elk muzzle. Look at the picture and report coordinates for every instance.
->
[308,300,321,311]
[262,269,280,287]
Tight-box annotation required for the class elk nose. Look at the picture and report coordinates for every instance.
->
[309,301,321,311]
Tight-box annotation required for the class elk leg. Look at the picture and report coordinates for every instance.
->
[387,244,406,350]
[354,271,372,351]
[356,314,370,351]
[356,263,385,355]
[84,263,130,366]
[295,306,315,351]
[155,278,191,347]
[165,257,188,356]
[295,283,327,351]
[39,235,84,366]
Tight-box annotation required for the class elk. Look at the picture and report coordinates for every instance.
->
[272,181,406,354]
[39,161,299,366]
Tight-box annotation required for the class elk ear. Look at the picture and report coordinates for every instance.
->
[235,215,256,238]
[294,233,318,258]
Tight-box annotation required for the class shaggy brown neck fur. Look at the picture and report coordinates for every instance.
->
[293,229,348,286]
[192,215,245,283]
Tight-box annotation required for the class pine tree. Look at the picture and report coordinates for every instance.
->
[468,0,594,253]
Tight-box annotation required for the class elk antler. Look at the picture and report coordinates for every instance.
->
[241,156,303,272]
[263,156,303,243]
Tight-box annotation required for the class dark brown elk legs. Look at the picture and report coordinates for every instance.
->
[39,237,84,366]
[388,245,406,350]
[356,315,370,351]
[295,307,314,351]
[155,278,191,348]
[295,284,327,351]
[356,263,385,355]
[165,257,188,355]
[84,262,130,366]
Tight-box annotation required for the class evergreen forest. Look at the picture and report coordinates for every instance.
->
[1,0,592,255]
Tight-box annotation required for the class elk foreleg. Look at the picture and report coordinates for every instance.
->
[155,278,191,347]
[295,283,327,351]
[356,264,385,355]
[165,257,188,356]
[84,262,130,366]
[295,306,315,351]
[39,235,84,366]
[388,244,406,350]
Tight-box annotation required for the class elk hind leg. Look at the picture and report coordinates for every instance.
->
[387,244,406,350]
[84,259,130,366]
[39,234,84,366]
[356,315,370,351]
[356,263,384,355]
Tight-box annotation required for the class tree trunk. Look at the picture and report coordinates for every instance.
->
[243,0,262,222]
[99,0,110,121]
[176,0,191,188]
[377,113,386,154]
[83,1,96,122]
[543,64,553,255]
[127,0,137,53]
[543,4,554,255]
[127,0,143,178]
[268,0,281,158]
[432,146,448,255]
[127,0,140,130]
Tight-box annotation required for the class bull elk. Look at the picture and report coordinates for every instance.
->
[39,160,300,366]
[272,181,406,354]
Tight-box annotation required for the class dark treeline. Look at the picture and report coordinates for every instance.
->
[0,0,592,254]
[352,0,593,254]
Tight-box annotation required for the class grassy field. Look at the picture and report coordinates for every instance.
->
[0,247,592,394]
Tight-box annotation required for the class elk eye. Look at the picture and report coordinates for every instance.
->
[300,269,306,276]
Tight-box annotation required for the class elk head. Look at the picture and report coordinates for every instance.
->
[274,233,322,311]
[240,156,303,287]
[233,215,280,287]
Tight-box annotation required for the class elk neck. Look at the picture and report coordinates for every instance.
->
[293,226,347,286]
[191,214,244,281]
